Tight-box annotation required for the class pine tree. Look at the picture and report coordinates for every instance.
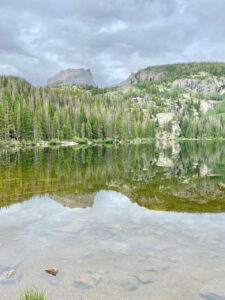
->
[81,122,86,138]
[0,102,6,140]
[86,120,92,139]
[52,112,60,139]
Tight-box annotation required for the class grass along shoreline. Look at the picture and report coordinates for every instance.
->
[20,287,49,300]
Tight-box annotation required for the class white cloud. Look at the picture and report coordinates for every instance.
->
[0,0,225,86]
[98,20,128,34]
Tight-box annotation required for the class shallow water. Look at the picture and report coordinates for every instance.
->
[0,142,225,299]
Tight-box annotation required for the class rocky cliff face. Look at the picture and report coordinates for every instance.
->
[172,77,225,95]
[120,70,164,85]
[120,63,225,95]
[46,68,96,86]
[122,72,225,95]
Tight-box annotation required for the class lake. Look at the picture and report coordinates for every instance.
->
[0,141,225,299]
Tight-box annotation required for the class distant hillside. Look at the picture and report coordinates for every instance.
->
[121,62,225,95]
[46,68,96,86]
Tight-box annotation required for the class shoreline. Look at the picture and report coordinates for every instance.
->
[1,137,225,149]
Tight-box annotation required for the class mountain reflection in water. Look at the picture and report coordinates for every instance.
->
[0,190,225,299]
[1,141,225,212]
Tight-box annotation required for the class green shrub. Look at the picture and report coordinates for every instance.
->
[0,140,7,146]
[72,136,88,144]
[20,287,49,300]
[104,138,114,144]
[92,139,103,143]
[48,138,61,145]
[8,139,19,146]
[26,141,36,146]
[21,139,27,146]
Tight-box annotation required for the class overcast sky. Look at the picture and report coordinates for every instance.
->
[0,0,225,86]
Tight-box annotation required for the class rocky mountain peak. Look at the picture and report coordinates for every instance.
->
[46,68,96,86]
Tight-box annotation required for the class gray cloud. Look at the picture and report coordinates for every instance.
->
[0,0,225,86]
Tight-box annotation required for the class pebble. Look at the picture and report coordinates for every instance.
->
[45,268,59,276]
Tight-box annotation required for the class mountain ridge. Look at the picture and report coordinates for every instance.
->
[119,62,225,94]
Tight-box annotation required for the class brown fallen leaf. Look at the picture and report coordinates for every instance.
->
[45,268,59,276]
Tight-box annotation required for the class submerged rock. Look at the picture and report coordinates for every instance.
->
[0,269,16,281]
[45,268,59,276]
[136,270,154,284]
[121,276,139,291]
[74,272,101,288]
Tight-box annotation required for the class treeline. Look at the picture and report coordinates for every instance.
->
[179,115,225,138]
[0,76,159,142]
[1,73,225,143]
[143,62,225,82]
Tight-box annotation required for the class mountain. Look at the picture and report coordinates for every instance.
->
[46,68,96,86]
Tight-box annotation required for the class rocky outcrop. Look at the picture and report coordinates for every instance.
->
[46,68,96,86]
[172,77,225,95]
[200,100,219,113]
[120,63,225,95]
[120,70,164,85]
[155,113,181,140]
[156,113,174,127]
[119,72,136,85]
